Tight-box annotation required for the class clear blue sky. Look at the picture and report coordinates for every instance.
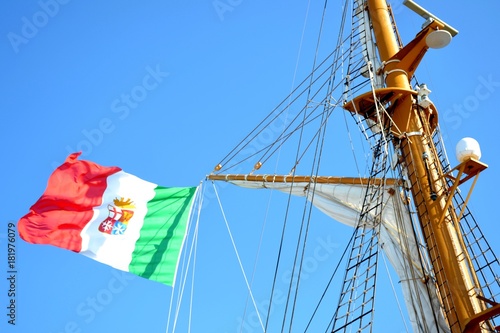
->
[2,1,500,332]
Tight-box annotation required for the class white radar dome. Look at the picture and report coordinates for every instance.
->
[426,30,452,49]
[456,137,481,163]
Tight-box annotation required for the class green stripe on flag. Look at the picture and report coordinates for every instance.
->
[129,186,197,285]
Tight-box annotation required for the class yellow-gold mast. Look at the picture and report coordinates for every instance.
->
[363,0,499,332]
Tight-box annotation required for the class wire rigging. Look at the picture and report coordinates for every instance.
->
[212,182,266,332]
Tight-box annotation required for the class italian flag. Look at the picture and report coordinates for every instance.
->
[18,152,198,286]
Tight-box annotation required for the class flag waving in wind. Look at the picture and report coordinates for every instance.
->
[18,152,198,286]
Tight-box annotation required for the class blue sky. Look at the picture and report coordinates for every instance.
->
[2,1,500,332]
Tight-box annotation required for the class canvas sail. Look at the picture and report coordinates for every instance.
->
[227,179,450,333]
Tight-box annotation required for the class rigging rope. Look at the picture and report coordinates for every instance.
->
[211,181,266,332]
[395,165,448,333]
[239,188,271,333]
[268,0,335,329]
[187,221,199,333]
[166,183,204,333]
[288,3,351,328]
[381,251,411,333]
[187,187,204,333]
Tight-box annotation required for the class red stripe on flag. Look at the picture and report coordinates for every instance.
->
[18,152,121,252]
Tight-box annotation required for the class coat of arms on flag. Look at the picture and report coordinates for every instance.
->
[98,197,135,235]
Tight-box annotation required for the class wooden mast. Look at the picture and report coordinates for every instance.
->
[364,0,498,332]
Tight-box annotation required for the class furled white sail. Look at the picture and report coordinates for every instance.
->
[229,179,450,333]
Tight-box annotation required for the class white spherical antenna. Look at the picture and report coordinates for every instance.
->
[426,30,452,49]
[456,137,481,163]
